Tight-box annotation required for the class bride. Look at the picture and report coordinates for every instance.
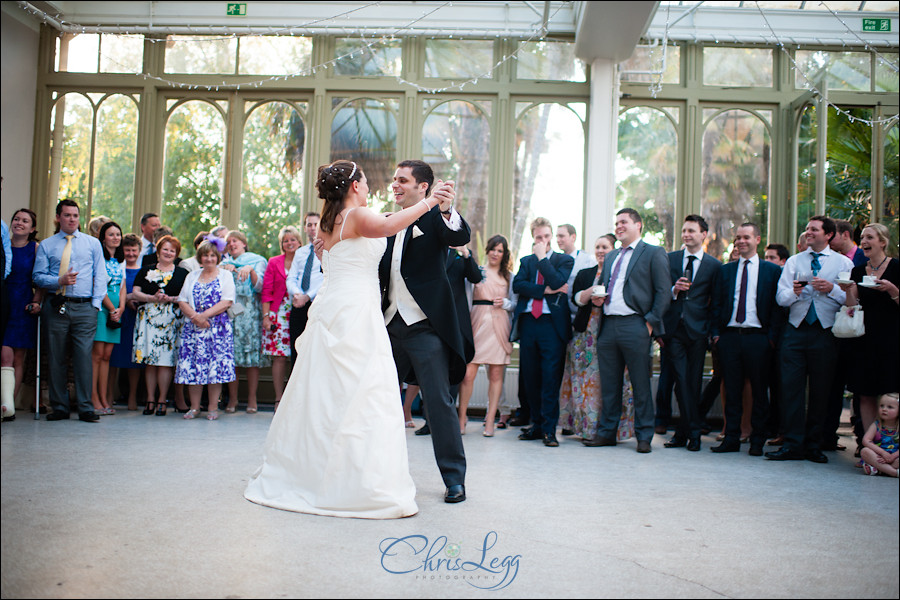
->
[244,160,452,519]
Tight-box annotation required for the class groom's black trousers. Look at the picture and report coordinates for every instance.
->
[387,314,466,488]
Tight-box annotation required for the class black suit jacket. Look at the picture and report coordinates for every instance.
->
[661,250,722,341]
[597,240,671,336]
[711,257,784,346]
[446,249,481,364]
[571,265,601,333]
[379,206,472,385]
[511,251,574,343]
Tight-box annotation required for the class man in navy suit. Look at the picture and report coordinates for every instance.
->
[379,159,471,503]
[584,208,671,453]
[710,222,783,456]
[512,217,574,447]
[661,215,721,452]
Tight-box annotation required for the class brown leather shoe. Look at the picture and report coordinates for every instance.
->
[654,424,668,435]
[582,435,616,447]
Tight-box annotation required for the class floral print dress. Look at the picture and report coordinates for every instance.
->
[175,277,235,385]
[132,266,188,367]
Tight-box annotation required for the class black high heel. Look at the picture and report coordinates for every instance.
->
[156,401,167,416]
[142,401,157,416]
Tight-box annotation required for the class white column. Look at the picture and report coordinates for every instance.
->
[584,58,620,247]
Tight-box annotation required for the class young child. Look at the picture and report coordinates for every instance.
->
[860,393,899,477]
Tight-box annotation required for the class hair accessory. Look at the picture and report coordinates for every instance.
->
[348,162,357,179]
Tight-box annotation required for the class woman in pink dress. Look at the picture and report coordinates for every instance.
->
[457,235,515,437]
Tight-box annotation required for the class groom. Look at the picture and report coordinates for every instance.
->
[379,159,472,504]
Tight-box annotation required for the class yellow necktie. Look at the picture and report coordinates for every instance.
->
[58,234,74,296]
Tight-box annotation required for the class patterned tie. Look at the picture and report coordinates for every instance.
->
[736,258,749,324]
[531,270,544,318]
[805,252,822,325]
[607,246,632,300]
[58,234,74,296]
[300,244,314,293]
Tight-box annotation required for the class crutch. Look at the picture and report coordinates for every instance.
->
[34,311,41,420]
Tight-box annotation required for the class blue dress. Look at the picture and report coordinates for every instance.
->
[174,277,235,385]
[2,241,38,349]
[110,267,143,369]
[95,257,124,343]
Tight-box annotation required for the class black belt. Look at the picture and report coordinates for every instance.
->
[724,326,766,335]
[56,296,92,303]
[473,300,493,306]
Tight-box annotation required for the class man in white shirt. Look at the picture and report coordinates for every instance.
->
[138,213,160,260]
[286,212,323,366]
[557,224,595,319]
[767,216,853,464]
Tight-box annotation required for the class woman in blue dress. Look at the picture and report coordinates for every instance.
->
[1,208,42,419]
[221,230,269,413]
[91,221,126,415]
[175,241,235,420]
[109,234,145,410]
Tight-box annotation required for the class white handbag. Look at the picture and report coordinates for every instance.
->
[832,305,865,338]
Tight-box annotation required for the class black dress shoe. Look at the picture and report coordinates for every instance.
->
[518,427,541,441]
[805,449,829,464]
[765,447,805,461]
[636,440,652,453]
[687,438,701,452]
[654,424,668,435]
[664,436,687,448]
[582,435,616,447]
[46,410,70,421]
[749,443,764,456]
[415,424,431,436]
[560,428,574,436]
[78,411,100,423]
[508,416,529,427]
[543,433,559,447]
[710,439,741,453]
[444,484,466,503]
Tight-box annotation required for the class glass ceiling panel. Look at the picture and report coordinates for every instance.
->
[659,1,897,10]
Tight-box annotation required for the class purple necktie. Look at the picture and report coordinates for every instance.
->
[736,259,749,323]
[607,247,632,299]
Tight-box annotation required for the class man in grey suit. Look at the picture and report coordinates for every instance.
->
[584,208,671,453]
[661,215,721,452]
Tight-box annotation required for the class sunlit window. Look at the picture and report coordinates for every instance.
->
[619,44,680,85]
[795,50,872,91]
[703,47,773,87]
[165,36,237,74]
[424,39,494,79]
[334,38,402,77]
[238,36,312,76]
[517,41,586,82]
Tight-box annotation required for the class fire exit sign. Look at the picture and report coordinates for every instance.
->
[862,18,891,32]
[227,3,247,16]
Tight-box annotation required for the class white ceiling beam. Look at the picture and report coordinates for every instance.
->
[574,0,658,62]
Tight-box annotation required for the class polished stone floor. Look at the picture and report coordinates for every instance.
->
[1,408,897,599]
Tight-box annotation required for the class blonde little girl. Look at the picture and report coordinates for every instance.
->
[860,393,899,477]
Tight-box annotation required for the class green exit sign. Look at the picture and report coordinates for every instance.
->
[862,18,891,32]
[227,3,247,16]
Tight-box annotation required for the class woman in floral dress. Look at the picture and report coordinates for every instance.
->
[560,234,635,441]
[132,235,189,416]
[175,241,235,421]
[222,230,269,413]
[261,226,301,412]
[91,221,126,415]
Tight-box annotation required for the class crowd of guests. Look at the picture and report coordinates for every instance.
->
[1,200,897,477]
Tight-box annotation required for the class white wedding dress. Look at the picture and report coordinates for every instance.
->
[244,235,418,519]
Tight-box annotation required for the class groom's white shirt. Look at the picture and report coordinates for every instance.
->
[384,208,462,327]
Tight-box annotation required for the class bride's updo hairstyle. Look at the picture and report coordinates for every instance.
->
[317,160,363,234]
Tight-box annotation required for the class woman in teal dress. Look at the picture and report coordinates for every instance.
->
[92,221,126,415]
[222,230,270,413]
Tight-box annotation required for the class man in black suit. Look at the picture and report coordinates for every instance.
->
[710,222,783,456]
[661,215,721,452]
[379,159,471,504]
[584,208,670,453]
[512,217,574,447]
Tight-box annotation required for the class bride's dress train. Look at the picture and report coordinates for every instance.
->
[244,236,417,519]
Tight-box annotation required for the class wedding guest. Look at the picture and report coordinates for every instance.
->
[560,234,635,441]
[1,209,42,419]
[132,235,189,416]
[179,230,209,273]
[222,230,269,413]
[557,223,596,318]
[764,244,789,267]
[138,213,160,260]
[286,213,323,367]
[141,226,175,267]
[109,234,144,410]
[768,216,853,463]
[261,226,302,412]
[831,220,867,267]
[859,393,899,477]
[447,243,481,434]
[176,241,235,421]
[88,215,110,238]
[90,221,126,415]
[837,223,899,442]
[458,235,515,437]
